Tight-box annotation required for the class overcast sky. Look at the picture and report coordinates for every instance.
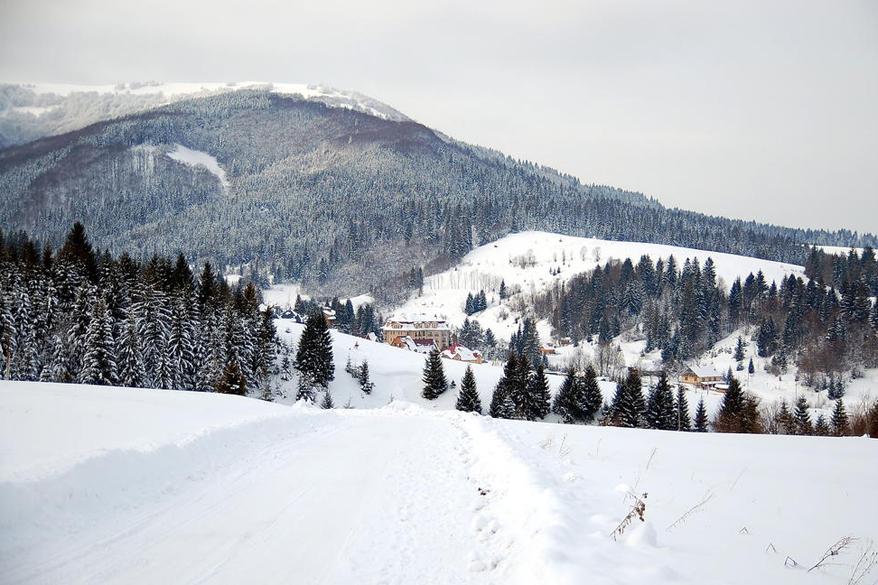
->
[1,0,876,234]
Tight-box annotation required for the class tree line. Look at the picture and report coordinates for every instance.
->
[532,251,878,392]
[0,223,277,395]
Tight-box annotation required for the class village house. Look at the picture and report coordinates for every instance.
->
[440,344,484,364]
[681,364,724,389]
[382,313,452,351]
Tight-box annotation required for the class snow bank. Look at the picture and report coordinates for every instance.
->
[471,416,878,585]
[0,381,292,483]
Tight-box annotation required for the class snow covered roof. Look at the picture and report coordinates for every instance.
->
[383,313,450,330]
[440,344,482,362]
[398,336,436,354]
[686,364,722,378]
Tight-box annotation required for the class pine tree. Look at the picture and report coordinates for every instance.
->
[421,349,447,399]
[748,357,755,375]
[167,296,195,390]
[456,365,482,413]
[831,399,849,436]
[715,377,745,433]
[608,369,645,428]
[775,399,794,434]
[358,359,374,394]
[215,358,246,395]
[793,396,813,435]
[117,316,145,388]
[320,389,335,409]
[79,299,117,386]
[499,280,508,300]
[488,381,516,419]
[579,365,603,422]
[674,386,692,431]
[693,396,708,432]
[498,352,525,416]
[734,336,745,362]
[552,368,580,423]
[814,413,829,436]
[644,372,675,430]
[296,311,334,389]
[524,364,551,420]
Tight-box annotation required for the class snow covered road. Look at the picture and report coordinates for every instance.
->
[1,389,499,584]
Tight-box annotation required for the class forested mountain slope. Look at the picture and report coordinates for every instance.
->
[0,88,873,299]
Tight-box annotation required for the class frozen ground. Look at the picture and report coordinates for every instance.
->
[1,381,875,585]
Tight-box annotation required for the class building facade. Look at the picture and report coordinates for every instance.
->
[383,313,452,351]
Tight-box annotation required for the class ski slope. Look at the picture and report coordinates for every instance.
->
[2,381,876,585]
[393,231,805,341]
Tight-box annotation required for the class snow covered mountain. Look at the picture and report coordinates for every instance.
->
[0,81,409,146]
[0,82,873,299]
[3,380,876,585]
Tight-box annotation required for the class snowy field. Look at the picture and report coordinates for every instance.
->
[2,381,876,585]
[392,231,805,341]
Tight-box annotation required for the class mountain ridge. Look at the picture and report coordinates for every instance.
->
[0,86,874,299]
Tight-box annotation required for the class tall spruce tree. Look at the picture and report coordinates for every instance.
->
[608,369,645,428]
[715,377,746,433]
[358,359,374,394]
[552,368,581,423]
[830,399,849,436]
[644,372,675,430]
[117,316,145,388]
[296,311,335,389]
[674,386,691,431]
[814,413,829,436]
[775,399,794,434]
[524,364,551,420]
[456,366,482,413]
[693,396,708,432]
[215,358,246,395]
[793,397,813,435]
[78,299,117,386]
[488,381,516,419]
[421,349,447,400]
[579,365,603,422]
[734,336,746,362]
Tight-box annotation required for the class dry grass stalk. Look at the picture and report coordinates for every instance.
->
[610,491,648,541]
[666,491,714,532]
[808,536,856,572]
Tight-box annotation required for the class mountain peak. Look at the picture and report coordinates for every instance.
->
[0,81,409,147]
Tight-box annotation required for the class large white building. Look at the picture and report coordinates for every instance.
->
[383,313,452,351]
